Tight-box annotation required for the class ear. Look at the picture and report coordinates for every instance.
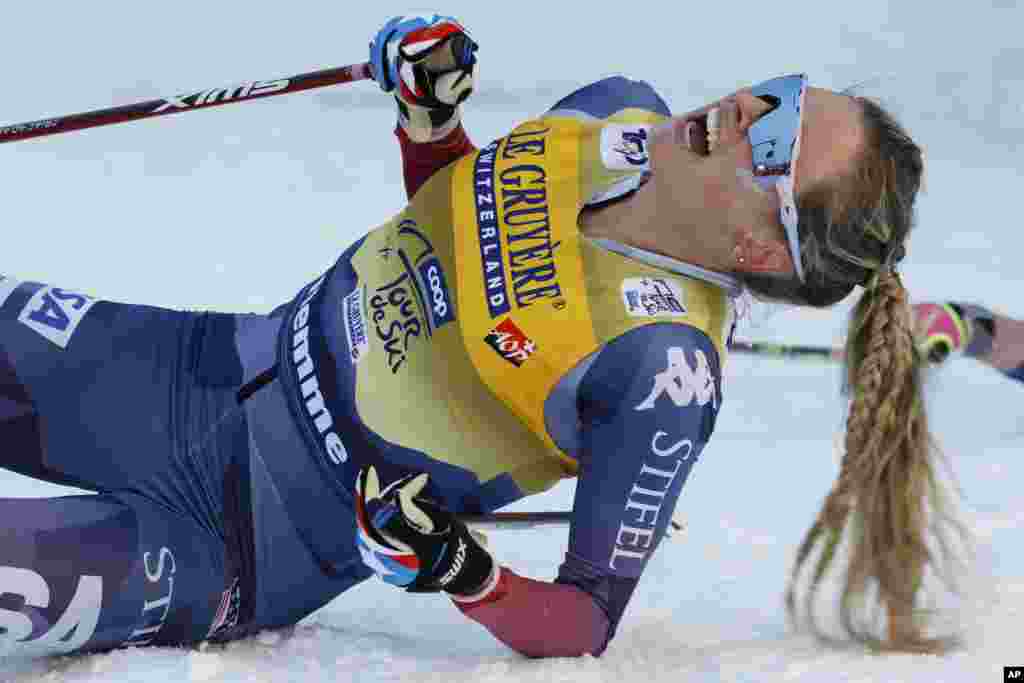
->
[733,229,797,276]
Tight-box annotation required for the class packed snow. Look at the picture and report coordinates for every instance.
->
[2,1,1024,680]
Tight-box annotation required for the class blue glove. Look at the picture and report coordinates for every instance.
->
[368,14,478,142]
[355,466,495,596]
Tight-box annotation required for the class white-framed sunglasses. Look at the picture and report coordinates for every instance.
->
[747,74,808,282]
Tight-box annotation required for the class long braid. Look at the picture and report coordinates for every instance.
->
[746,93,967,653]
[787,270,964,652]
[841,271,927,647]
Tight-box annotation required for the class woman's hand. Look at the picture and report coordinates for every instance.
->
[911,302,972,363]
[355,466,495,596]
[368,14,478,142]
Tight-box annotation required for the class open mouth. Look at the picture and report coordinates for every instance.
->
[679,107,720,157]
[686,115,710,156]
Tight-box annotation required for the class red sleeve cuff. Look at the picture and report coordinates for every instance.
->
[451,566,507,611]
[397,124,476,198]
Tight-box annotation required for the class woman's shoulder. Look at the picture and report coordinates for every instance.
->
[545,76,671,121]
[579,239,734,360]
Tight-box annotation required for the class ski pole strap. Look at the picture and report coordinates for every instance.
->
[236,364,280,404]
[458,511,686,535]
[728,340,844,362]
[0,62,372,144]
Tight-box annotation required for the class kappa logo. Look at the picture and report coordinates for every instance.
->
[18,285,98,349]
[600,124,651,170]
[342,287,370,365]
[635,346,716,411]
[484,318,536,367]
[621,278,687,318]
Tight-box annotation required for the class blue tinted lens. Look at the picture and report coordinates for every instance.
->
[748,74,806,189]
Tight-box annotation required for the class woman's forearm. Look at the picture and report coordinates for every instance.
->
[452,567,610,658]
[397,124,476,198]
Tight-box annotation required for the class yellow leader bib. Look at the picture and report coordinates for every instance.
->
[451,118,731,469]
[347,114,731,496]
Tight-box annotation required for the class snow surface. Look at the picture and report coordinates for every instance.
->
[3,1,1024,680]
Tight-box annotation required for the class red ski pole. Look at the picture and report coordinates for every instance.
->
[0,62,373,144]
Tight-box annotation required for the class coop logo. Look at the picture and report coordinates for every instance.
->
[621,278,687,318]
[18,285,98,349]
[0,566,102,656]
[342,287,369,365]
[601,124,651,170]
[635,347,716,411]
[290,273,349,466]
[126,547,176,647]
[151,79,289,113]
[417,257,455,328]
[484,318,536,367]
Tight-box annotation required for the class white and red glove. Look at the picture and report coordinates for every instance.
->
[368,14,478,143]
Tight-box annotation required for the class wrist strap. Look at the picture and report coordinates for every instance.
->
[397,97,461,143]
[450,565,502,604]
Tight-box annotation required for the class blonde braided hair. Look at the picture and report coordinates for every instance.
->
[740,94,967,653]
[786,269,965,652]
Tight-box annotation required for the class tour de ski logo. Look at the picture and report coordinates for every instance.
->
[484,318,536,367]
[600,124,651,170]
[371,220,456,374]
[621,277,687,318]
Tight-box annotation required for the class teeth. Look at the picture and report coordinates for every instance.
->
[706,106,720,152]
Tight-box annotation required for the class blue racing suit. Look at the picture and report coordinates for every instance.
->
[0,76,733,657]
